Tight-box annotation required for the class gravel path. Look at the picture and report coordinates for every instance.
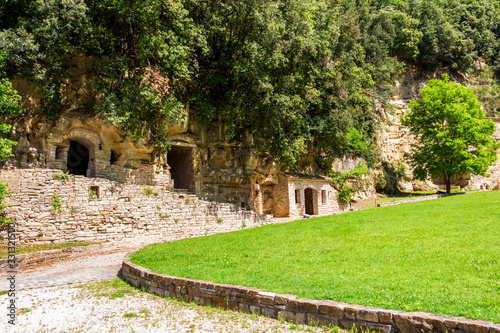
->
[0,280,335,332]
[0,233,338,333]
[0,250,130,290]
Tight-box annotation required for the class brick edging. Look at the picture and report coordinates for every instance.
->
[121,256,500,333]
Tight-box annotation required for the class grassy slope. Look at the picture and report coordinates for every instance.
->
[131,192,500,323]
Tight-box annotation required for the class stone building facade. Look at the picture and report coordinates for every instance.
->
[250,173,347,218]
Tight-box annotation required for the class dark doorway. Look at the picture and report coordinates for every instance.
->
[67,141,90,176]
[304,188,316,215]
[168,145,193,189]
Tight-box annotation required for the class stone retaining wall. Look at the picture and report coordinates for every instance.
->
[376,193,465,208]
[0,169,271,244]
[121,256,499,333]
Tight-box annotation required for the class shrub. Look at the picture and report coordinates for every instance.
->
[53,171,71,181]
[51,193,62,214]
[0,182,13,226]
[143,186,158,196]
[330,164,370,203]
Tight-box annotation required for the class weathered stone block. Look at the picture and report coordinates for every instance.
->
[187,286,199,296]
[378,310,395,324]
[213,296,226,308]
[444,317,460,331]
[490,324,500,333]
[239,303,250,314]
[278,311,295,322]
[344,305,361,320]
[307,314,338,327]
[262,308,276,318]
[458,319,492,333]
[357,307,379,323]
[395,312,447,333]
[288,299,319,314]
[318,301,345,317]
[227,301,238,311]
[249,306,261,315]
[258,292,275,306]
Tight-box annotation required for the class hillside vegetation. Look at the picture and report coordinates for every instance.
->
[1,0,500,166]
[131,191,500,323]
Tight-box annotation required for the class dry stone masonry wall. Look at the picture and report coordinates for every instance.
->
[0,169,271,244]
[122,257,500,333]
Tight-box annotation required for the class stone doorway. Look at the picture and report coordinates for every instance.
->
[304,188,316,215]
[67,141,91,176]
[262,187,274,215]
[168,145,194,189]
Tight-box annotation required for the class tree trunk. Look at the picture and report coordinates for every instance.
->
[445,176,451,194]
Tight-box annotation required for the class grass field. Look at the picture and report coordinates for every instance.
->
[131,191,500,323]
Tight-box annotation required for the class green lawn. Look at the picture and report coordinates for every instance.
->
[131,191,500,323]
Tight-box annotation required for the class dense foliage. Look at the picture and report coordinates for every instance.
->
[330,163,370,202]
[0,51,22,225]
[404,74,499,193]
[1,0,500,165]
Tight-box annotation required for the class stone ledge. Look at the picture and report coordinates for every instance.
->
[121,255,498,333]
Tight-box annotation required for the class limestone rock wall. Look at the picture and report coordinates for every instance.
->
[0,169,271,244]
[467,119,500,190]
[377,69,500,191]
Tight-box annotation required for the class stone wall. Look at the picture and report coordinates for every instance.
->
[0,169,271,244]
[121,256,500,333]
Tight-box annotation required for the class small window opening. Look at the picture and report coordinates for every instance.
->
[89,186,100,199]
[295,189,301,204]
[55,146,66,160]
[322,190,327,204]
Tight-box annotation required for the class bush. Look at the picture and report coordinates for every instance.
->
[50,193,62,215]
[330,164,370,203]
[0,182,13,226]
[53,171,71,181]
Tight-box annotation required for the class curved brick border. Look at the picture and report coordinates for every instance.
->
[122,255,499,333]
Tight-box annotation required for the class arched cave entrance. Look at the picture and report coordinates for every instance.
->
[304,188,316,215]
[67,141,90,176]
[168,145,194,189]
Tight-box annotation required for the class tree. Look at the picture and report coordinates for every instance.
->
[0,51,23,225]
[0,52,22,161]
[403,74,499,194]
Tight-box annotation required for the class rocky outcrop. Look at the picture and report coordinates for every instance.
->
[377,68,500,192]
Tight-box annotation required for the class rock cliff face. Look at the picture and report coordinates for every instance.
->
[4,64,335,216]
[3,64,500,218]
[377,68,500,191]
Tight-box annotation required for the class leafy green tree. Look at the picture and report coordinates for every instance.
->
[0,52,23,161]
[0,51,23,225]
[403,74,499,194]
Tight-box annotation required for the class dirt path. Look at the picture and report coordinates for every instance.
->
[0,249,131,290]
